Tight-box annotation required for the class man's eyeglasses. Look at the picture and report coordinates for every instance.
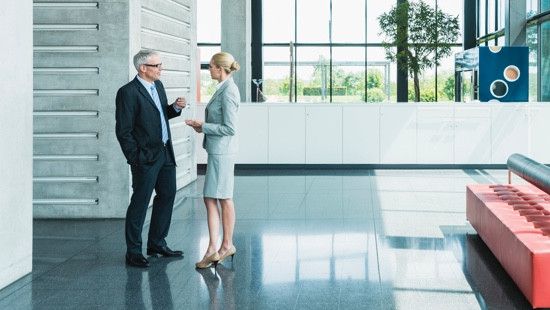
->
[144,63,162,68]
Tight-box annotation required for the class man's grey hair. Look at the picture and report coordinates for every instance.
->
[133,49,158,71]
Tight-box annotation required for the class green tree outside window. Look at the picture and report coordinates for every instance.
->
[378,0,459,102]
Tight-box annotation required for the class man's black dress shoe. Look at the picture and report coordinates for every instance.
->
[147,245,183,257]
[125,253,150,268]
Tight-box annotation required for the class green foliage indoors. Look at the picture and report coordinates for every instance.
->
[378,0,459,102]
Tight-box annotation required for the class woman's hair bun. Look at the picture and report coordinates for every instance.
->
[230,61,240,72]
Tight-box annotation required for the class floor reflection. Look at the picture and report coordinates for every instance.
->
[149,259,176,310]
[196,265,236,310]
[464,234,532,309]
[0,169,535,309]
[125,268,147,310]
[196,267,220,309]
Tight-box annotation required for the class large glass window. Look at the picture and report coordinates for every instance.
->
[198,0,548,102]
[526,0,539,18]
[332,0,365,43]
[498,0,506,29]
[439,1,463,43]
[524,3,550,101]
[296,47,330,102]
[528,0,539,17]
[296,0,330,43]
[263,0,294,43]
[437,47,462,102]
[197,0,220,43]
[198,46,221,103]
[366,1,394,43]
[197,0,221,102]
[263,47,293,102]
[261,0,461,103]
[332,47,366,102]
[487,0,496,33]
[368,47,395,102]
[478,0,486,38]
[478,0,505,46]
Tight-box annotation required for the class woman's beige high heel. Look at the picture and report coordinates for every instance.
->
[195,252,220,269]
[217,245,236,264]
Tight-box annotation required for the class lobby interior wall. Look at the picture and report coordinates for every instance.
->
[0,0,33,290]
[32,0,197,218]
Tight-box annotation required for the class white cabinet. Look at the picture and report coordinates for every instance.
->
[193,103,550,166]
[269,105,306,163]
[342,105,380,164]
[528,105,550,164]
[236,105,268,163]
[380,106,417,164]
[454,106,491,164]
[417,106,454,164]
[305,106,342,164]
[491,105,529,164]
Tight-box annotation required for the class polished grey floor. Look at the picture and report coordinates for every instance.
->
[0,169,537,309]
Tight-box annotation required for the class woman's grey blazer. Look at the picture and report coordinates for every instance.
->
[202,77,240,155]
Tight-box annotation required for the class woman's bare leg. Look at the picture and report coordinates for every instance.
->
[218,198,235,252]
[204,197,220,255]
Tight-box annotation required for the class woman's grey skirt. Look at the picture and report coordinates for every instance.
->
[204,154,235,199]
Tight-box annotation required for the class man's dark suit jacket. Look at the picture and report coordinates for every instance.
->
[115,77,181,166]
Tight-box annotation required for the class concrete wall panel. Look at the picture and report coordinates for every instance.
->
[33,0,130,218]
[33,0,197,218]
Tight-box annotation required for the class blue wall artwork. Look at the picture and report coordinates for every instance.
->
[455,46,529,102]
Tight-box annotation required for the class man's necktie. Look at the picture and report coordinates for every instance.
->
[150,85,169,144]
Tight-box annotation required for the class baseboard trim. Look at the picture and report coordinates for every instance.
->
[198,163,507,170]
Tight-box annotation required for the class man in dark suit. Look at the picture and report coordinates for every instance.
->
[115,49,186,267]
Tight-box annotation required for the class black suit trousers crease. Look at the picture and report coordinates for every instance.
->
[125,147,176,255]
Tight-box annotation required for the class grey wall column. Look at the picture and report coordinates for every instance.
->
[221,0,252,102]
[0,1,33,289]
[506,0,527,45]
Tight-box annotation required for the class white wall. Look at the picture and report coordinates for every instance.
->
[0,1,33,289]
[195,103,550,165]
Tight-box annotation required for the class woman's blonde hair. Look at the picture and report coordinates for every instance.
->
[211,52,240,74]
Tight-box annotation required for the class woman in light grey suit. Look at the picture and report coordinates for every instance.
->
[185,52,240,269]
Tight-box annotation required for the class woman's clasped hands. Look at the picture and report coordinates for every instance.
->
[185,119,204,133]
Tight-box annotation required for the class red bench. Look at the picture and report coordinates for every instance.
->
[467,183,550,308]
